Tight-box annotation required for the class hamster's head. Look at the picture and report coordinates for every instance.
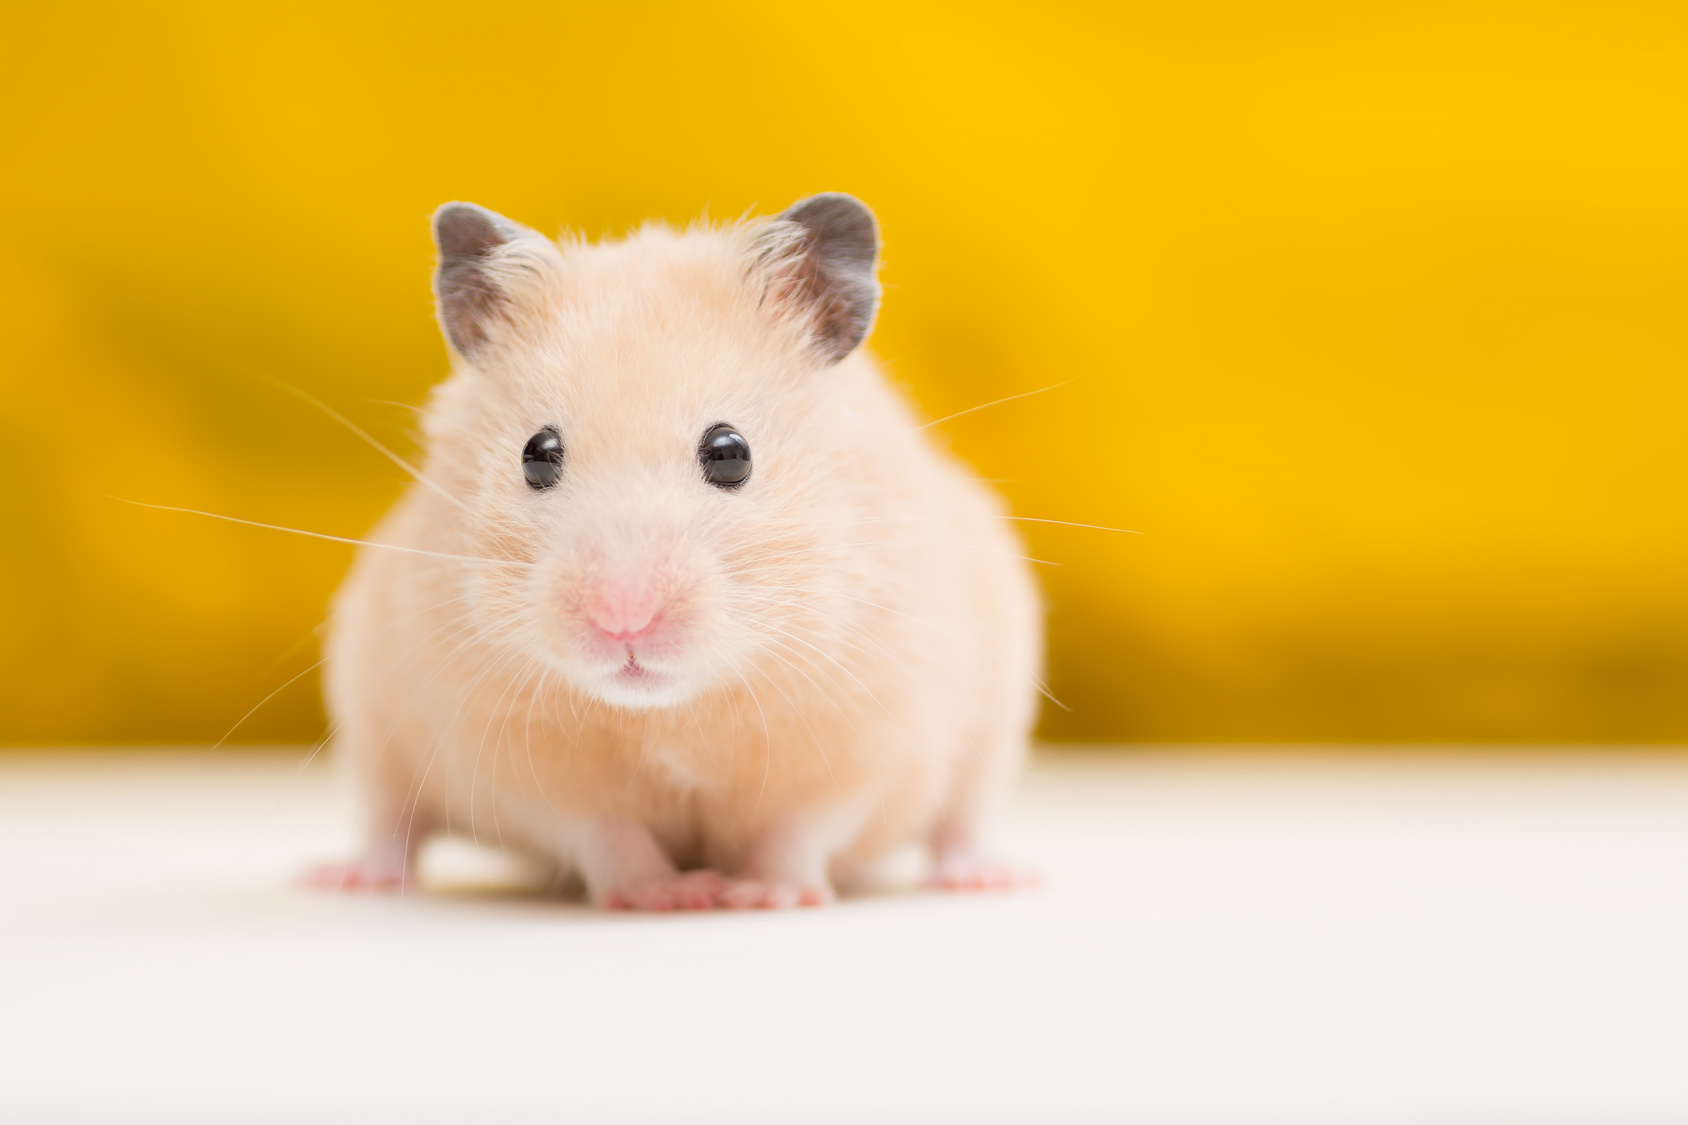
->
[420,194,884,711]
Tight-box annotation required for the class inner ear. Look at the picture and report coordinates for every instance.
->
[759,193,881,363]
[433,202,546,356]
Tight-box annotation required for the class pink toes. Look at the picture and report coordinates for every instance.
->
[600,871,834,911]
[928,851,1039,892]
[298,858,413,892]
[601,870,725,911]
[715,879,833,910]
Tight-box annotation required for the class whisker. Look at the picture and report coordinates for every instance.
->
[831,514,1140,535]
[523,666,565,819]
[825,593,970,641]
[917,380,1069,430]
[728,665,773,810]
[485,656,547,851]
[364,398,437,420]
[471,651,531,846]
[260,625,322,674]
[759,635,861,724]
[253,722,341,842]
[410,644,530,854]
[1000,516,1142,535]
[115,499,530,566]
[829,539,1062,566]
[742,582,1055,708]
[1037,679,1073,711]
[746,659,837,788]
[210,657,326,751]
[735,593,917,679]
[252,371,470,514]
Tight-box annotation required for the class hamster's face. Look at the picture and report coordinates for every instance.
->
[423,198,880,711]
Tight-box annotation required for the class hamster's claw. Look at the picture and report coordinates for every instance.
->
[714,878,833,910]
[601,869,724,911]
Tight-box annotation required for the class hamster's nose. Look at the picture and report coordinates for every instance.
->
[586,582,665,643]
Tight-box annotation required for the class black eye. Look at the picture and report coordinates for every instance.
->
[699,424,751,488]
[521,429,564,489]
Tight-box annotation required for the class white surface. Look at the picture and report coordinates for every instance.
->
[3,749,1686,1124]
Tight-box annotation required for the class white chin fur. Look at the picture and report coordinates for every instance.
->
[575,668,700,711]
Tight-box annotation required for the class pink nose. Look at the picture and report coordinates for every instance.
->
[587,584,664,643]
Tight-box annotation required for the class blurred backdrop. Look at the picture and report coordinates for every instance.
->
[1,1,1684,745]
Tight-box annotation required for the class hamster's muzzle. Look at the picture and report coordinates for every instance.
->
[586,577,668,645]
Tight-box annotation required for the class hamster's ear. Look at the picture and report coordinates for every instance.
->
[432,202,557,356]
[756,193,881,363]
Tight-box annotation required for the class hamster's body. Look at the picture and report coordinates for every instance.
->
[313,195,1041,908]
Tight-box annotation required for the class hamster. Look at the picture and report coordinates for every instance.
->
[305,193,1042,909]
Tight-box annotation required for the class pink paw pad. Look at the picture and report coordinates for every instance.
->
[602,870,724,911]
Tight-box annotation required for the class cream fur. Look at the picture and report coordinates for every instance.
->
[320,205,1042,908]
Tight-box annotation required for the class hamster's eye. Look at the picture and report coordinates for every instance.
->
[521,429,564,490]
[699,424,751,488]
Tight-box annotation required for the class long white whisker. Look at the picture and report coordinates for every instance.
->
[759,635,861,726]
[254,723,341,841]
[729,666,774,810]
[364,398,437,419]
[471,651,531,846]
[744,582,1051,706]
[746,659,837,788]
[410,644,530,854]
[115,499,529,566]
[831,514,1141,535]
[1000,516,1142,535]
[523,666,564,819]
[917,380,1069,430]
[210,657,326,751]
[828,539,1062,566]
[737,594,915,678]
[254,371,471,514]
[1037,678,1072,711]
[830,593,969,641]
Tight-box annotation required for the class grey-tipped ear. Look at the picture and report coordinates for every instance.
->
[761,193,880,363]
[432,202,540,355]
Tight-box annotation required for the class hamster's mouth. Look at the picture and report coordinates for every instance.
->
[582,651,695,710]
[611,653,669,689]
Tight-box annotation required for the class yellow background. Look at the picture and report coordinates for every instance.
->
[1,2,1684,744]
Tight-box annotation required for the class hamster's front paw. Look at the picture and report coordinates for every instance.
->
[928,848,1039,892]
[299,856,414,892]
[601,870,724,911]
[715,878,833,909]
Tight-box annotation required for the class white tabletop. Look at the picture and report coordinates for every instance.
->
[3,749,1685,1124]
